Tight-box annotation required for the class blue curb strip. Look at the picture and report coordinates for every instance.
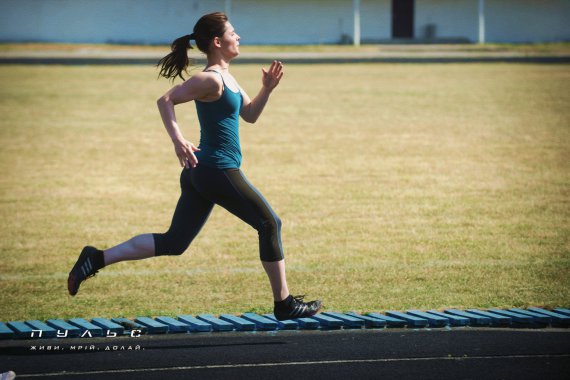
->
[386,311,429,328]
[154,316,190,333]
[177,315,213,332]
[111,318,148,334]
[219,314,256,331]
[134,317,169,334]
[1,308,567,340]
[7,322,34,339]
[294,317,320,329]
[68,318,104,337]
[426,310,469,326]
[262,314,299,330]
[444,309,491,326]
[554,308,570,317]
[310,314,343,329]
[366,312,407,327]
[507,309,551,324]
[91,318,125,335]
[322,312,365,328]
[527,308,570,326]
[465,309,511,326]
[197,314,234,331]
[406,310,449,327]
[241,313,278,330]
[46,319,81,337]
[345,312,387,328]
[0,322,15,339]
[25,320,57,338]
[488,309,533,324]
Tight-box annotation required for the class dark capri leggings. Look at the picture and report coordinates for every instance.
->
[153,165,284,262]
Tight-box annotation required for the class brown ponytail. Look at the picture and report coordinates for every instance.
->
[156,34,194,82]
[157,12,228,82]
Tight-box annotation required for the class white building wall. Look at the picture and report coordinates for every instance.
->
[486,0,570,43]
[232,0,390,44]
[0,0,225,44]
[415,0,478,41]
[0,0,391,45]
[415,0,570,43]
[361,0,392,42]
[0,0,569,44]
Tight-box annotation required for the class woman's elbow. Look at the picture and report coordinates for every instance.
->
[242,112,259,124]
[156,96,173,110]
[156,96,167,106]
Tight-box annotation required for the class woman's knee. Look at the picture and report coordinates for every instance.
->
[153,232,192,256]
[260,214,281,235]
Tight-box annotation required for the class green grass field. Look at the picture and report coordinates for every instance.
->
[0,62,568,321]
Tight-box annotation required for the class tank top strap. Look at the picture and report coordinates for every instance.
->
[204,69,226,92]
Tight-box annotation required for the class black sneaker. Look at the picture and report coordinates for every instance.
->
[274,295,323,321]
[67,246,104,296]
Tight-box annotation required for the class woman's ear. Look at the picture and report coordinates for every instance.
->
[213,36,222,48]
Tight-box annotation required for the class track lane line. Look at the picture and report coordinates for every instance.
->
[15,353,570,377]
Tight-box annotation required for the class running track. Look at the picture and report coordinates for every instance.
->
[1,328,569,379]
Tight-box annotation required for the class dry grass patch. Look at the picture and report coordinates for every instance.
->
[0,63,568,320]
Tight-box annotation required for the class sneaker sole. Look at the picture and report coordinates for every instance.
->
[274,301,324,321]
[67,246,96,296]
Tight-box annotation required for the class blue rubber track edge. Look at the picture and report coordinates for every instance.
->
[219,314,256,331]
[7,321,34,339]
[366,313,407,327]
[507,308,551,324]
[134,317,169,334]
[321,312,365,328]
[0,322,15,339]
[406,310,449,327]
[310,314,344,328]
[241,313,278,330]
[91,318,125,335]
[25,320,57,338]
[426,310,469,326]
[196,314,234,331]
[46,319,82,337]
[444,309,491,326]
[465,309,512,326]
[262,314,299,330]
[345,312,387,328]
[527,308,570,325]
[177,315,213,332]
[386,311,429,327]
[154,316,190,333]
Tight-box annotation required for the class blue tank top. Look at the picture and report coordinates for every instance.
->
[194,70,243,169]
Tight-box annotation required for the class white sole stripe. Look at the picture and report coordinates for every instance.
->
[16,354,570,378]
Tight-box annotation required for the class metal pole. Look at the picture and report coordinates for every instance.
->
[353,0,361,46]
[478,0,485,44]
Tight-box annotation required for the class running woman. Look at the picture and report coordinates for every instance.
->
[67,12,322,321]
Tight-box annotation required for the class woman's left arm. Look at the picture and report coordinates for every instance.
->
[240,60,284,124]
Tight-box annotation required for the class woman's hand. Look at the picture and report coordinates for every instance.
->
[173,138,200,169]
[261,60,284,91]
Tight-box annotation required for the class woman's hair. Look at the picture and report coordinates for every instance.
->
[157,12,228,81]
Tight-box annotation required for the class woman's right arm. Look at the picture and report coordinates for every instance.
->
[156,73,219,168]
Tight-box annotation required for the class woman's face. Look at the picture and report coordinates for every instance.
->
[217,22,240,58]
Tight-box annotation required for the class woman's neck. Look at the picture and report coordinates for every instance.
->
[206,56,231,72]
